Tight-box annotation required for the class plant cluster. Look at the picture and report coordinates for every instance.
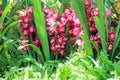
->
[84,0,116,52]
[43,7,82,56]
[19,6,40,50]
[0,0,120,79]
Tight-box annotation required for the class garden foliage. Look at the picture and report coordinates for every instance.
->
[0,0,120,79]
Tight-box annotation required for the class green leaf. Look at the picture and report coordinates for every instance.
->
[98,51,114,72]
[94,17,107,53]
[91,41,100,55]
[32,0,50,61]
[26,44,44,64]
[18,44,44,64]
[96,0,106,29]
[111,20,120,59]
[0,20,19,39]
[95,0,107,53]
[0,38,20,55]
[114,62,120,77]
[0,45,3,51]
[80,34,93,57]
[0,3,11,28]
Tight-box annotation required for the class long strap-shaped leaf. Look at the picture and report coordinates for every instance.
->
[94,17,107,53]
[72,0,93,57]
[0,3,11,28]
[81,34,93,57]
[0,20,19,39]
[26,44,44,64]
[32,0,50,61]
[111,20,120,60]
[94,0,107,53]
